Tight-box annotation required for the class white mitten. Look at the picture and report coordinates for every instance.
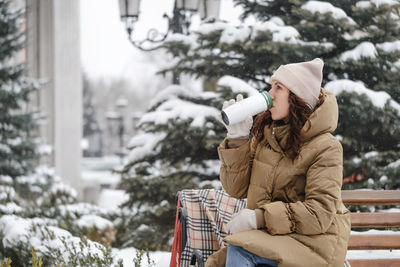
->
[226,208,257,234]
[218,94,253,139]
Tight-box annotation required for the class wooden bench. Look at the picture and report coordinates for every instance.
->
[342,190,400,267]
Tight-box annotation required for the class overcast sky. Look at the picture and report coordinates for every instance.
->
[80,0,243,79]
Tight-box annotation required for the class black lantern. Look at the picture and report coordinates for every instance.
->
[118,0,220,51]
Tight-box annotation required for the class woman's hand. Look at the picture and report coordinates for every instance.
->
[218,94,253,139]
[226,208,257,234]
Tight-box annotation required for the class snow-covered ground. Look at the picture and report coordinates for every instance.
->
[113,247,171,267]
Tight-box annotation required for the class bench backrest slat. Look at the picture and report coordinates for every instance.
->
[348,235,400,250]
[350,212,400,228]
[342,190,400,205]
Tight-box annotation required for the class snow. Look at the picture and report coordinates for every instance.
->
[379,175,388,183]
[217,76,259,96]
[0,143,11,154]
[97,189,129,210]
[253,18,300,43]
[220,25,252,44]
[127,132,166,163]
[302,1,356,25]
[351,229,400,236]
[0,175,13,185]
[364,151,378,158]
[50,183,78,199]
[0,215,31,246]
[187,159,222,177]
[166,33,198,49]
[140,97,220,127]
[356,0,399,8]
[16,174,47,187]
[340,42,377,61]
[346,249,400,259]
[387,159,400,168]
[76,214,113,230]
[325,79,400,114]
[37,144,52,155]
[342,30,369,41]
[54,202,109,219]
[376,40,400,52]
[335,135,343,141]
[0,202,23,214]
[112,247,171,267]
[7,137,22,146]
[196,21,230,35]
[352,157,362,164]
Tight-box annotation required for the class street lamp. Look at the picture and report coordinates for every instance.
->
[118,0,220,84]
[118,0,220,51]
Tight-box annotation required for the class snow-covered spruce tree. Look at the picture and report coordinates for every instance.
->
[0,0,40,181]
[159,0,400,190]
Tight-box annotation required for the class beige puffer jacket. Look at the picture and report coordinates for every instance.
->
[206,89,351,267]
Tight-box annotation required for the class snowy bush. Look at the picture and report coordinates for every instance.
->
[0,170,124,267]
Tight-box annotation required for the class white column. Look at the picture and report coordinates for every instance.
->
[26,0,82,197]
[53,0,82,197]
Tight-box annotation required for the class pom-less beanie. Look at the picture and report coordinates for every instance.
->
[271,58,324,110]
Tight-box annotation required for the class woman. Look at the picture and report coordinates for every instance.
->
[206,58,351,267]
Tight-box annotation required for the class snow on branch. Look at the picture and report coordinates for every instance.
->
[302,1,356,25]
[325,79,400,114]
[217,75,259,96]
[127,132,166,163]
[376,40,400,52]
[356,0,399,9]
[252,17,299,43]
[340,42,377,61]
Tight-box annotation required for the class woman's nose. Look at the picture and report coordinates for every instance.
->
[269,89,275,99]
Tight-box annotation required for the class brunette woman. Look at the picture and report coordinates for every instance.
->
[206,58,351,267]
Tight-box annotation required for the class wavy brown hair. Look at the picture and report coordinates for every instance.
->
[251,90,325,160]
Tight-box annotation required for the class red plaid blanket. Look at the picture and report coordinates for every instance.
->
[176,189,246,267]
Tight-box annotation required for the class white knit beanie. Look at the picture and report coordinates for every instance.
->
[271,58,324,110]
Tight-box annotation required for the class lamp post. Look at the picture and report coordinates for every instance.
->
[118,0,221,84]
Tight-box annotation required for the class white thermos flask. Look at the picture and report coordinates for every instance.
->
[221,90,273,125]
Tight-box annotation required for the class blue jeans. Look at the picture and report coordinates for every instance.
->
[226,244,278,267]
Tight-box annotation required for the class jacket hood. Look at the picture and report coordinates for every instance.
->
[301,88,338,142]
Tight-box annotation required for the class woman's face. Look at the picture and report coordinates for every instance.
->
[268,80,290,121]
